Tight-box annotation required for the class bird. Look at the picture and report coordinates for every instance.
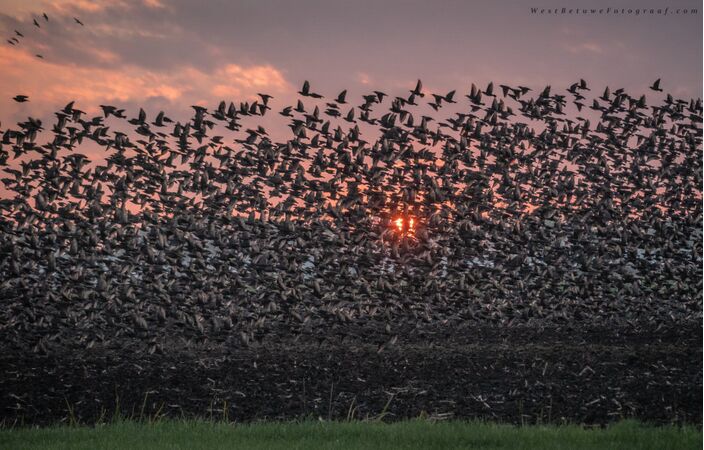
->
[410,79,424,97]
[74,17,84,26]
[650,78,663,92]
[298,80,323,98]
[99,104,126,118]
[12,95,29,102]
[258,93,273,105]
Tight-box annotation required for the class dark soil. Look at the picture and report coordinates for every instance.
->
[1,322,700,427]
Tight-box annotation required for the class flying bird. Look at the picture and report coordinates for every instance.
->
[650,78,663,92]
[298,80,323,98]
[410,79,424,97]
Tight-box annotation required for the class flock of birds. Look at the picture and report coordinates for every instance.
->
[0,78,701,353]
[5,11,84,60]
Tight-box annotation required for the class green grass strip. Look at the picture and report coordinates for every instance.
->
[1,419,700,450]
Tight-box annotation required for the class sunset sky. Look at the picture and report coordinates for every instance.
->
[0,0,701,127]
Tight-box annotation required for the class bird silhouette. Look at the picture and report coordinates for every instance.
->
[650,78,663,92]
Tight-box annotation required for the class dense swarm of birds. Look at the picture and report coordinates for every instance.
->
[0,78,701,353]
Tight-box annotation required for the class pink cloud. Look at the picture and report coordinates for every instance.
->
[0,45,292,116]
[0,0,169,21]
[357,72,372,85]
[218,64,289,91]
[47,0,131,14]
[143,0,166,8]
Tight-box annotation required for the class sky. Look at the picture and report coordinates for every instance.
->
[0,0,701,129]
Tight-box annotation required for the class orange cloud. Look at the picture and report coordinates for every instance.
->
[218,64,289,91]
[0,45,292,116]
[357,72,372,85]
[0,0,166,19]
[143,0,166,9]
[47,0,131,14]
